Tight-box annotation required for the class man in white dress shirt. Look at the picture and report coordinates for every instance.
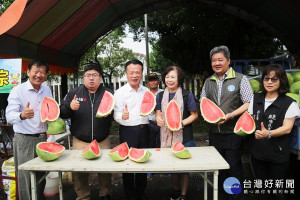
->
[6,60,52,200]
[114,60,150,200]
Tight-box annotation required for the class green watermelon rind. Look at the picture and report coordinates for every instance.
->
[234,111,256,136]
[36,142,65,162]
[96,91,115,118]
[200,97,225,123]
[140,91,156,116]
[81,147,101,160]
[172,148,191,159]
[40,97,60,124]
[171,141,191,159]
[47,119,66,135]
[128,148,152,163]
[108,142,129,162]
[165,100,182,131]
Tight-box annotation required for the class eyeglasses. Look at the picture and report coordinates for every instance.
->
[263,77,278,83]
[83,73,100,78]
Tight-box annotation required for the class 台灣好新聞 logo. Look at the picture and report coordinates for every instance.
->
[223,177,242,194]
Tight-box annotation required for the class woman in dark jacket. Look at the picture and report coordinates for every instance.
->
[248,64,300,200]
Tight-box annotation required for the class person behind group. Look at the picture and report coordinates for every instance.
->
[6,60,52,200]
[147,72,163,148]
[200,45,253,200]
[247,64,300,200]
[155,66,198,200]
[114,60,150,200]
[60,64,113,200]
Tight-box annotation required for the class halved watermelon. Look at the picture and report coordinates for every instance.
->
[36,142,65,162]
[128,147,152,163]
[47,119,66,135]
[200,97,225,123]
[96,91,115,118]
[81,140,101,159]
[172,141,191,159]
[140,91,156,116]
[108,142,129,161]
[234,111,256,136]
[165,100,182,131]
[41,97,60,123]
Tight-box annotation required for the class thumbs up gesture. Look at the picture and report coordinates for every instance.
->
[156,111,165,127]
[255,122,268,139]
[122,104,129,120]
[21,102,34,119]
[70,95,80,111]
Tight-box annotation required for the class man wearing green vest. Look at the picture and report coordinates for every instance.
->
[201,45,253,200]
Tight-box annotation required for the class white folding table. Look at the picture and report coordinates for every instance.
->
[19,146,229,200]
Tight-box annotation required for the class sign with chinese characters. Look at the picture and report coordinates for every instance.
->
[243,179,295,195]
[0,59,22,93]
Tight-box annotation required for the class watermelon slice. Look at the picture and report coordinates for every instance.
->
[172,141,191,159]
[200,97,225,123]
[40,97,60,123]
[108,142,129,161]
[165,100,182,131]
[128,147,152,163]
[234,111,256,136]
[96,91,115,118]
[36,142,65,162]
[81,140,101,159]
[140,91,156,116]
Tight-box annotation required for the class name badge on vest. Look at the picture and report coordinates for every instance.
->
[227,85,235,92]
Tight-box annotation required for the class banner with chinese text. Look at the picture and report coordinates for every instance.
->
[0,59,22,93]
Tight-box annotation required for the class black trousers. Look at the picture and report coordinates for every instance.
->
[119,125,150,200]
[251,157,289,200]
[149,121,160,148]
[209,132,244,200]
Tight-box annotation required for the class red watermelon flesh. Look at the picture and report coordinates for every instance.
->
[200,97,225,123]
[128,147,152,163]
[96,91,115,118]
[165,100,181,131]
[234,111,256,136]
[41,97,60,123]
[172,141,186,152]
[108,142,129,161]
[38,142,65,152]
[81,140,100,159]
[140,91,156,116]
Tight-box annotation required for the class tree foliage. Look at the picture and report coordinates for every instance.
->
[127,5,284,74]
[80,27,136,84]
[0,0,13,14]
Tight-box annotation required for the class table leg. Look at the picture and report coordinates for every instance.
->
[58,172,64,200]
[30,171,37,200]
[204,172,207,200]
[213,170,219,200]
[67,135,71,149]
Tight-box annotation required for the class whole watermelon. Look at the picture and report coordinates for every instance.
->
[286,93,299,105]
[249,79,260,93]
[292,71,300,82]
[286,73,294,86]
[290,81,300,94]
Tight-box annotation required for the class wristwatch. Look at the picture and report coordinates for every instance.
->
[181,122,184,129]
[268,130,272,139]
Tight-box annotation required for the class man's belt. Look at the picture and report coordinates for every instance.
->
[16,132,46,138]
[121,124,149,129]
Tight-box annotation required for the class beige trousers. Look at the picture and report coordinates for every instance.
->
[73,136,112,200]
